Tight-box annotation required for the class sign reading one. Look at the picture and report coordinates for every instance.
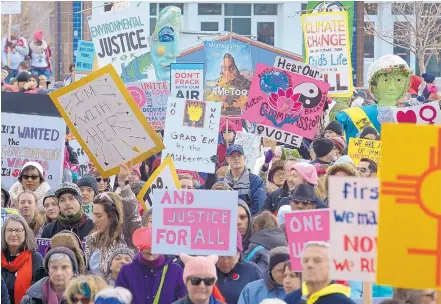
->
[49,65,164,178]
[170,63,204,101]
[152,189,238,256]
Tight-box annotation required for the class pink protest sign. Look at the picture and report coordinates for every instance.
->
[242,64,330,140]
[285,209,330,271]
[220,117,243,131]
[152,189,238,256]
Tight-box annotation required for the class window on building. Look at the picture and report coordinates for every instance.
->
[364,3,378,15]
[225,4,252,16]
[257,22,274,46]
[254,4,277,15]
[301,3,307,14]
[159,3,184,14]
[394,21,410,64]
[392,3,414,15]
[425,53,441,77]
[201,22,219,31]
[150,18,157,35]
[104,2,113,12]
[150,3,157,15]
[364,22,375,58]
[224,18,251,36]
[422,3,441,15]
[198,3,222,15]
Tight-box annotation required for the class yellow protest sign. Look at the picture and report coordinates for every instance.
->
[137,156,181,211]
[348,138,381,166]
[50,65,165,178]
[377,123,441,290]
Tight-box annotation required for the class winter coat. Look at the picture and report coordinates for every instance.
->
[1,36,29,69]
[84,186,142,276]
[115,254,186,304]
[284,282,355,304]
[40,215,94,241]
[1,277,10,304]
[216,256,263,304]
[9,181,50,211]
[20,277,67,304]
[172,295,225,304]
[1,250,43,304]
[238,201,253,252]
[263,181,290,214]
[29,40,52,72]
[243,227,287,272]
[238,271,286,304]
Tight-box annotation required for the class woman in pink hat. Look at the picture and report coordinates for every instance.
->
[29,30,52,78]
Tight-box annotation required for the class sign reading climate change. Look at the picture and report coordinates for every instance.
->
[88,6,155,83]
[301,11,353,97]
[204,41,253,117]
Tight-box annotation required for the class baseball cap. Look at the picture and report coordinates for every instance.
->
[226,144,244,157]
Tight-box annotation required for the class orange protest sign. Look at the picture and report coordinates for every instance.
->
[377,123,441,290]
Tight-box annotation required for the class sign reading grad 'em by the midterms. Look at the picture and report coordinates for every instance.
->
[152,189,238,256]
[49,65,164,178]
[328,176,379,282]
[87,5,156,83]
[163,98,221,174]
[170,63,204,101]
[301,11,353,97]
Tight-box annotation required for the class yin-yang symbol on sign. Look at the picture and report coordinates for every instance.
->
[292,83,322,109]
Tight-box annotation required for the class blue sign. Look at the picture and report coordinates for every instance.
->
[75,40,95,71]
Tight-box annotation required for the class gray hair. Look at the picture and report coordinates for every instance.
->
[1,214,37,252]
[301,241,331,261]
[95,287,132,304]
[49,253,72,265]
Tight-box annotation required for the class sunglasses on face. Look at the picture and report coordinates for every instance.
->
[188,277,216,286]
[22,174,39,181]
[95,177,109,183]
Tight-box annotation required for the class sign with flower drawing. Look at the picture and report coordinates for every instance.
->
[242,64,330,140]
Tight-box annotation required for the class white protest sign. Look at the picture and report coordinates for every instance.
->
[152,189,238,256]
[163,98,221,174]
[74,73,89,82]
[49,65,164,178]
[234,131,260,170]
[87,6,155,82]
[393,100,441,125]
[329,176,379,282]
[1,1,21,15]
[274,56,322,80]
[254,123,303,148]
[1,113,65,190]
[170,63,204,100]
[137,156,181,210]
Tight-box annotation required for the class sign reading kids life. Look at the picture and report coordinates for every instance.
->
[242,64,330,140]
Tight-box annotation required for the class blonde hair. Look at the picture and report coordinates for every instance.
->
[253,211,279,232]
[65,275,108,304]
[211,181,232,190]
[141,208,153,227]
[17,190,45,235]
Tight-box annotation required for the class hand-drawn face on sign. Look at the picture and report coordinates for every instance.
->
[183,100,206,128]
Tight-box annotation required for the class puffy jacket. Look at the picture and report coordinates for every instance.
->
[238,271,286,304]
[1,278,10,304]
[20,277,67,304]
[243,227,287,272]
[263,181,290,214]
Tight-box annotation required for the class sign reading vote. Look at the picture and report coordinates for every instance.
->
[152,189,238,256]
[49,65,164,178]
[285,210,330,271]
[328,176,379,282]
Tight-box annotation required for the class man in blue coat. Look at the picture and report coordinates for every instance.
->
[221,145,266,215]
[285,241,355,304]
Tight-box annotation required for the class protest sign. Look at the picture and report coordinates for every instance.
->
[1,208,19,226]
[170,63,204,101]
[75,40,95,72]
[242,64,329,140]
[87,6,155,83]
[301,11,353,97]
[67,138,89,178]
[49,65,164,178]
[37,238,85,257]
[163,98,221,174]
[1,113,65,190]
[126,81,169,130]
[152,189,238,256]
[137,156,181,210]
[348,138,381,166]
[285,210,330,271]
[220,117,243,132]
[254,123,303,148]
[204,41,253,116]
[74,72,89,82]
[393,101,441,125]
[377,123,441,289]
[274,56,322,80]
[234,131,261,171]
[329,176,379,282]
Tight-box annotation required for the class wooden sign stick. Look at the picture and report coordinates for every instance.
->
[362,282,372,304]
[436,291,441,304]
[7,14,12,68]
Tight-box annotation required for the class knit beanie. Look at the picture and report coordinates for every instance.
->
[107,247,136,277]
[55,182,82,205]
[50,230,86,274]
[359,126,378,140]
[16,72,30,83]
[330,137,346,154]
[33,30,43,41]
[313,138,335,158]
[269,246,290,272]
[43,189,56,203]
[95,287,132,304]
[324,121,343,135]
[289,162,318,185]
[77,174,99,196]
[22,161,44,176]
[44,247,79,274]
[422,73,435,84]
[180,253,218,282]
[132,227,152,251]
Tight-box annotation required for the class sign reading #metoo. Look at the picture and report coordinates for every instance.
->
[152,189,238,256]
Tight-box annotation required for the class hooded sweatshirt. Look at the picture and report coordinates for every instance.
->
[238,200,253,251]
[238,270,286,304]
[285,281,355,304]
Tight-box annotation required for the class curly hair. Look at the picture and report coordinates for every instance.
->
[65,275,108,304]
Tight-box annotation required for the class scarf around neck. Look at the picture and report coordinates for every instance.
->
[42,277,62,304]
[136,252,165,269]
[224,169,250,197]
[1,250,33,304]
[57,209,87,229]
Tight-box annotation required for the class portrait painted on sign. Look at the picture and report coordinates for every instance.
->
[183,100,206,128]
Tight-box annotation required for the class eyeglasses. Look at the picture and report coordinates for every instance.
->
[274,172,286,177]
[5,228,25,234]
[21,175,39,181]
[357,168,370,173]
[95,177,109,183]
[69,295,90,304]
[188,277,216,286]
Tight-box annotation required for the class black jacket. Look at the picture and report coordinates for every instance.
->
[1,277,10,304]
[1,250,43,304]
[40,216,94,241]
[263,181,290,213]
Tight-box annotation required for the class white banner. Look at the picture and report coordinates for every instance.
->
[274,56,322,80]
[393,100,441,125]
[234,131,260,171]
[1,113,65,189]
[254,123,303,148]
